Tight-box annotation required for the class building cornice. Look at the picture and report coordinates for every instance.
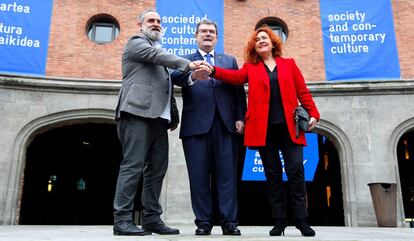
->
[308,79,414,96]
[0,74,121,95]
[1,74,414,96]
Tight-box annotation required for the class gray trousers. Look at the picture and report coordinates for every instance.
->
[113,112,169,225]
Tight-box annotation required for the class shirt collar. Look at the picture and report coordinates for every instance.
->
[198,49,215,58]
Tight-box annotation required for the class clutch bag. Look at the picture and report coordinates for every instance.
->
[294,105,309,138]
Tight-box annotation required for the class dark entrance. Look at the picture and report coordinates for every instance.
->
[237,134,345,226]
[397,131,414,220]
[19,123,122,224]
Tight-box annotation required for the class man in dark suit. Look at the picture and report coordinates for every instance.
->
[173,19,247,235]
[113,9,210,236]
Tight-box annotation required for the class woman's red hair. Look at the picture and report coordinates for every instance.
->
[244,26,283,64]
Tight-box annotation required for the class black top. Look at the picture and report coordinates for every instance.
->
[265,65,285,124]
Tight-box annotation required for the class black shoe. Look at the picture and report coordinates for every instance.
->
[295,220,315,237]
[142,223,180,235]
[222,223,241,236]
[113,222,150,236]
[195,223,212,235]
[269,222,287,236]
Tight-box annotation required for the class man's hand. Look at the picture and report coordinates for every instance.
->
[188,60,212,71]
[235,120,245,134]
[191,66,211,80]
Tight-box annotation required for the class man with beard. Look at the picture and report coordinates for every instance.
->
[113,9,210,236]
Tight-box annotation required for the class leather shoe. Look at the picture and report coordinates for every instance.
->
[113,222,150,236]
[222,223,241,235]
[142,222,179,235]
[195,223,212,235]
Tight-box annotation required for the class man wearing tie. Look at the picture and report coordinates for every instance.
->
[172,19,246,235]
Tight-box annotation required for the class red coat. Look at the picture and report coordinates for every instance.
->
[214,57,320,146]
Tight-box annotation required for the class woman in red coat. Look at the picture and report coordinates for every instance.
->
[211,26,320,236]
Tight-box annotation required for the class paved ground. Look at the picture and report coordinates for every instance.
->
[0,226,413,241]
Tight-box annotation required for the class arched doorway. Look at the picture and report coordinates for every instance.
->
[397,130,414,222]
[307,135,345,226]
[19,123,122,224]
[237,133,345,226]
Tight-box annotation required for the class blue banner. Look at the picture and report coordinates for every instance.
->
[0,0,54,75]
[242,133,319,181]
[320,0,400,81]
[156,0,224,55]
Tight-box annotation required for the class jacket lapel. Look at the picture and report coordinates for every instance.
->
[257,62,270,90]
[276,57,286,94]
[192,51,204,61]
[215,53,223,67]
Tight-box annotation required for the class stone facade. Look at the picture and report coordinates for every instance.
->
[1,75,414,226]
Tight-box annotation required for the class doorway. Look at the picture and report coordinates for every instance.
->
[19,123,122,224]
[237,134,345,226]
[397,130,414,220]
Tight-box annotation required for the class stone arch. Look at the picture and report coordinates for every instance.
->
[314,119,357,226]
[388,117,414,226]
[3,108,115,224]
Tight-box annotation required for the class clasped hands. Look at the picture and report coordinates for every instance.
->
[188,60,213,80]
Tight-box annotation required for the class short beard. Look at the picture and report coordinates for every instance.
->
[142,27,163,42]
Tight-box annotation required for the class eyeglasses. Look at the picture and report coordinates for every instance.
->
[198,29,216,34]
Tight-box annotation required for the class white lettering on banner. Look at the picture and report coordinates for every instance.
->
[252,166,264,172]
[0,35,40,47]
[328,11,365,23]
[326,10,387,55]
[162,14,207,24]
[253,157,262,165]
[164,47,196,55]
[0,2,30,13]
[250,151,307,174]
[0,22,22,34]
[161,35,197,45]
[171,25,196,35]
[0,22,40,48]
[0,2,43,49]
[161,14,208,54]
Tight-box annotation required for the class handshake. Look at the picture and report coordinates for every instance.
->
[188,60,214,80]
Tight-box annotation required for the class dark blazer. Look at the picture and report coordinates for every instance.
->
[173,51,246,138]
[214,57,320,146]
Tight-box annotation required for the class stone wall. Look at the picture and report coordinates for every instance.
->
[1,75,414,226]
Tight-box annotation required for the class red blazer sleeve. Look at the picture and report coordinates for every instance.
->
[214,64,249,85]
[290,59,320,120]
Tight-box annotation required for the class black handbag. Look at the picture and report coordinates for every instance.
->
[294,105,309,138]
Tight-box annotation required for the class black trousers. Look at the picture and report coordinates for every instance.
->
[113,112,169,225]
[257,123,308,220]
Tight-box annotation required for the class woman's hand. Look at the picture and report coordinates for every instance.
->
[308,117,318,131]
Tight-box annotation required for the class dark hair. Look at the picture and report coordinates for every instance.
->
[244,26,283,64]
